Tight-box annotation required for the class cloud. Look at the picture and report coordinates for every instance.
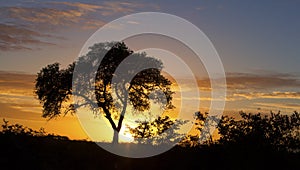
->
[232,91,300,100]
[50,1,149,16]
[50,1,103,12]
[11,7,82,24]
[174,72,300,93]
[0,23,56,50]
[1,1,154,30]
[1,70,299,125]
[0,71,35,90]
[97,1,144,16]
[0,1,159,50]
[0,71,41,114]
[254,102,300,111]
[168,72,300,114]
[226,72,300,90]
[0,70,90,140]
[167,72,300,103]
[224,72,300,101]
[1,6,96,29]
[0,4,99,50]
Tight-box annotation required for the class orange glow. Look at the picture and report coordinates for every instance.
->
[1,71,300,141]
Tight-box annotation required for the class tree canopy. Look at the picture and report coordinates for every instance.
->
[128,116,187,145]
[217,111,300,152]
[35,42,174,143]
[181,111,300,152]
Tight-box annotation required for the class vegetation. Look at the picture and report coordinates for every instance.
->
[128,116,188,145]
[0,111,299,170]
[35,42,174,143]
[1,119,69,140]
[182,111,299,152]
[217,111,300,152]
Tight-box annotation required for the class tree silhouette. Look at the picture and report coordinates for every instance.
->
[1,119,46,137]
[35,42,174,143]
[128,116,187,145]
[217,111,300,152]
[1,119,69,140]
[179,134,200,147]
[193,111,219,145]
[179,111,300,151]
[179,112,220,147]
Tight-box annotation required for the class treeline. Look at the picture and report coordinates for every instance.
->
[1,111,299,152]
[1,119,69,140]
[216,111,299,152]
[128,111,300,153]
[0,112,299,170]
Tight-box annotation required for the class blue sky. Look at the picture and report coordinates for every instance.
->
[1,0,300,74]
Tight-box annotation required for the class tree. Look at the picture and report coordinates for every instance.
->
[217,111,300,152]
[179,135,200,147]
[193,111,220,145]
[179,112,220,147]
[128,116,187,145]
[35,42,174,144]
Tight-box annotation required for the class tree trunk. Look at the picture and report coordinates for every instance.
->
[112,130,119,144]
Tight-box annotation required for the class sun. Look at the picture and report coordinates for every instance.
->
[119,127,134,143]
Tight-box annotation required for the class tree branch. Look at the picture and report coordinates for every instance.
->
[102,107,117,131]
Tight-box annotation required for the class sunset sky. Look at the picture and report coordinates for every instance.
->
[0,0,300,141]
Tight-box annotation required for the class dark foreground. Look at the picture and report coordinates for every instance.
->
[0,134,299,170]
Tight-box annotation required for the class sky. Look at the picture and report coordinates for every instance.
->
[0,0,300,141]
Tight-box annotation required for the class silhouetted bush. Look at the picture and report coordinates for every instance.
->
[128,116,187,145]
[218,111,300,152]
[1,119,69,140]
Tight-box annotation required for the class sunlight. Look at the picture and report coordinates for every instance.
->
[119,126,134,143]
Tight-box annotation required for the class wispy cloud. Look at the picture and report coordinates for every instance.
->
[0,71,40,115]
[0,1,159,50]
[0,3,97,50]
[224,72,300,102]
[226,72,300,90]
[0,23,56,50]
[1,1,156,30]
[0,6,104,30]
[174,72,300,92]
[169,72,300,113]
[232,91,300,100]
[0,71,35,89]
[49,1,103,12]
[50,1,150,16]
[254,102,300,111]
[0,70,87,139]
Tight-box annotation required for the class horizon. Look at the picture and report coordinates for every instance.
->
[0,69,298,141]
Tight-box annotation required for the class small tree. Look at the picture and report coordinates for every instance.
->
[179,135,200,147]
[193,111,220,145]
[128,116,187,145]
[35,42,174,144]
